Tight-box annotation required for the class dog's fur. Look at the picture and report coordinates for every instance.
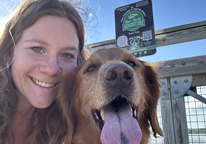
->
[58,48,163,144]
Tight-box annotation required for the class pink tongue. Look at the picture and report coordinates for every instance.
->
[100,105,142,144]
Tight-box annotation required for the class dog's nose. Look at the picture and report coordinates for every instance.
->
[104,64,133,87]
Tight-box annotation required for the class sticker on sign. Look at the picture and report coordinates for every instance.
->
[117,36,128,47]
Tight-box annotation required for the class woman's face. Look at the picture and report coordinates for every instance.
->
[11,15,79,109]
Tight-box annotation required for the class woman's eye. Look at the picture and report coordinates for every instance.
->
[31,47,43,53]
[62,53,74,59]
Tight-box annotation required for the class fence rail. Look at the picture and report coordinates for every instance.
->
[86,20,206,50]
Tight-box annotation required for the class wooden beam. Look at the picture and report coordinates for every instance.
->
[86,20,206,49]
[155,20,206,47]
[156,55,206,78]
[192,73,206,87]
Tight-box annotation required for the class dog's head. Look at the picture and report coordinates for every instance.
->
[58,48,163,144]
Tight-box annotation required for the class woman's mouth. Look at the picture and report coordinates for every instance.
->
[31,78,56,88]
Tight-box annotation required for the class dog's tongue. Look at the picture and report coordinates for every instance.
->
[100,105,142,144]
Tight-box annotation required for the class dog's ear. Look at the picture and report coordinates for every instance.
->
[142,61,164,137]
[57,65,82,143]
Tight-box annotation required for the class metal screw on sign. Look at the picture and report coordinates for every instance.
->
[184,79,188,83]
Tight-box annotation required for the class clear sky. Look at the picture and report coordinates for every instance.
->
[0,0,206,62]
[83,0,206,62]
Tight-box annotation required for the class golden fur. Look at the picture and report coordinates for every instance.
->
[58,48,163,144]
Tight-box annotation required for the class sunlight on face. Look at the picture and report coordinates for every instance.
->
[11,15,79,109]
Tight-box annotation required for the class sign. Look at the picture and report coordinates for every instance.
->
[115,0,156,57]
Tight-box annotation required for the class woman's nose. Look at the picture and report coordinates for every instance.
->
[39,56,61,76]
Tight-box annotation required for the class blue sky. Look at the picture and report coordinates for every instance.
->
[83,0,206,62]
[0,0,206,62]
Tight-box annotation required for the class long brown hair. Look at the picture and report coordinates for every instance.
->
[0,0,89,143]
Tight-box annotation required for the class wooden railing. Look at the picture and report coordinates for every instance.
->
[86,20,206,50]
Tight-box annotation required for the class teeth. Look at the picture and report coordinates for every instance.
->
[100,110,105,122]
[32,78,55,88]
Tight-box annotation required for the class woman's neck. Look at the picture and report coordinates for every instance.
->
[12,107,35,144]
[12,92,35,144]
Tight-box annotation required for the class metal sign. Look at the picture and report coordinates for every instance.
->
[115,0,156,57]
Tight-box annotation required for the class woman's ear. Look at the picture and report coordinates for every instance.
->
[143,62,164,137]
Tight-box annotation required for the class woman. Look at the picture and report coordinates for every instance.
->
[0,0,89,143]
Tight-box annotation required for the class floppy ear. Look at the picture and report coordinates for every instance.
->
[57,65,82,143]
[142,62,164,137]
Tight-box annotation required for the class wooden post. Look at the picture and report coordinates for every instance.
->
[171,97,189,144]
[161,99,176,144]
[160,77,190,144]
[161,78,176,144]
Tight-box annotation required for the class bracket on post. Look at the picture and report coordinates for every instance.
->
[170,76,192,99]
[161,75,206,104]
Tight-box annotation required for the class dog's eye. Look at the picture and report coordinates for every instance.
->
[86,65,96,72]
[127,61,136,67]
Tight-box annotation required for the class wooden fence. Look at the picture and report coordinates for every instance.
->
[86,20,206,144]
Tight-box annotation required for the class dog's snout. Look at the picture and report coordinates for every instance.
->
[104,64,133,87]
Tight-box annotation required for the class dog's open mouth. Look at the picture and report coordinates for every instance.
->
[92,96,138,130]
[92,96,142,144]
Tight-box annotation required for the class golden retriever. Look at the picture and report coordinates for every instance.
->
[58,48,163,144]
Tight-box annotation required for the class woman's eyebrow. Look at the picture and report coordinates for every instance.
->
[25,39,49,46]
[62,47,78,52]
[25,39,78,52]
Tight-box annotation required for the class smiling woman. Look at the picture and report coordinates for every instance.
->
[0,0,89,144]
[12,15,79,109]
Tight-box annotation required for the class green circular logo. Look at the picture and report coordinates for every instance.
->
[123,11,145,31]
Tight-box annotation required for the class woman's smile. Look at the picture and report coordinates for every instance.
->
[31,77,56,88]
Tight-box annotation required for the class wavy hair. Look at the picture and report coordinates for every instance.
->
[0,0,89,143]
